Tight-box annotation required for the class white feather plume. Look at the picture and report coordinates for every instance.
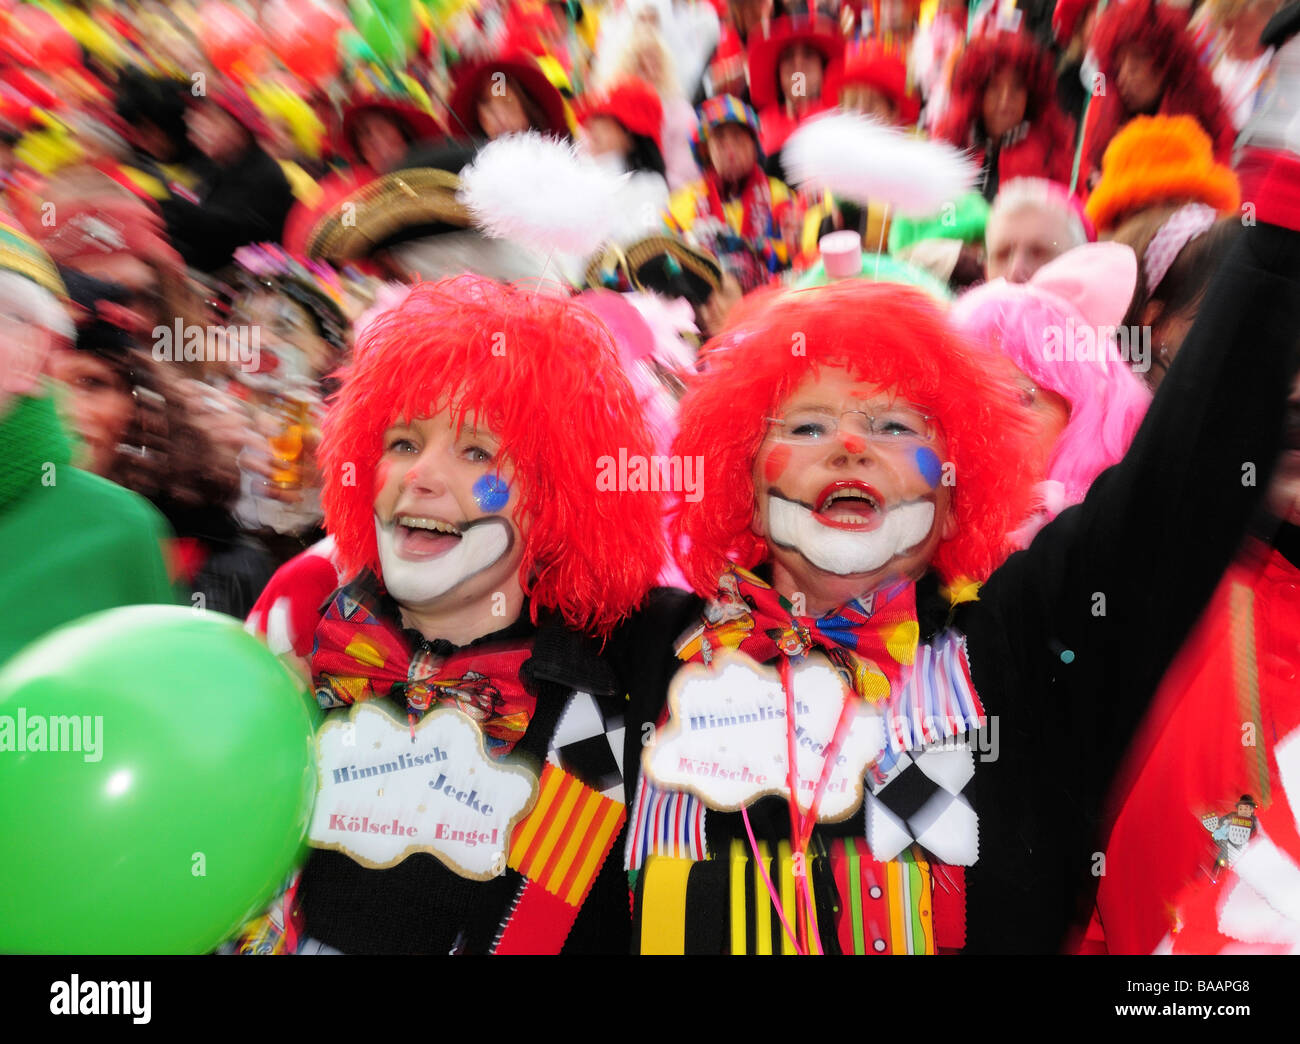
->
[458,132,627,257]
[783,113,979,217]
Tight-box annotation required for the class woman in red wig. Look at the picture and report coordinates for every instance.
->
[238,277,665,954]
[1079,0,1236,191]
[935,30,1076,201]
[619,131,1300,952]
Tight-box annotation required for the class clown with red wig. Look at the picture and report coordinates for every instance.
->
[935,30,1076,200]
[621,121,1300,949]
[240,277,665,954]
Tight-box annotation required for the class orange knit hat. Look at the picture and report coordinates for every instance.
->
[1085,115,1240,232]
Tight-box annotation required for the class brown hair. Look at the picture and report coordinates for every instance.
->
[1109,205,1243,331]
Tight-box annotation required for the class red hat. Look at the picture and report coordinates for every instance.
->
[746,15,845,110]
[575,78,663,149]
[827,40,920,125]
[339,95,445,168]
[447,52,570,140]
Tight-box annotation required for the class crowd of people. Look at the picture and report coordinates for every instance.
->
[3,0,1300,956]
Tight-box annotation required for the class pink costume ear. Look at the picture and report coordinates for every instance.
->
[575,288,657,363]
[1028,242,1138,330]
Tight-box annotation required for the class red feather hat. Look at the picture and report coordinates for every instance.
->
[826,39,920,125]
[935,30,1072,153]
[575,78,664,150]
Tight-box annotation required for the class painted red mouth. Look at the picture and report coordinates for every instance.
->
[812,480,885,532]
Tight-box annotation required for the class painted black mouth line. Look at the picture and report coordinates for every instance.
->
[451,517,516,586]
[768,487,815,511]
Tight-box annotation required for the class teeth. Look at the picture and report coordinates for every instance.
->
[824,489,879,510]
[398,516,461,536]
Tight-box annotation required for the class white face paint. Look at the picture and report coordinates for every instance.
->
[766,493,935,576]
[374,515,513,605]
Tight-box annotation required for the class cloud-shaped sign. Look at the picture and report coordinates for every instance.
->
[310,702,538,879]
[643,649,887,821]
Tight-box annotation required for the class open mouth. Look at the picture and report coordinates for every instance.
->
[393,515,464,560]
[813,481,885,532]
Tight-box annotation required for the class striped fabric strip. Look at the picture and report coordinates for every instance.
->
[730,839,748,955]
[624,774,706,870]
[846,838,866,955]
[639,857,693,954]
[508,763,625,906]
[887,631,985,755]
[827,840,936,955]
[752,841,772,955]
[887,860,908,951]
[778,841,797,956]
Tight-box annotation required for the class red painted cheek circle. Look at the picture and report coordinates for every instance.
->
[764,444,793,483]
[372,459,395,502]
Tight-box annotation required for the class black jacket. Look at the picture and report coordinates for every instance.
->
[160,143,293,272]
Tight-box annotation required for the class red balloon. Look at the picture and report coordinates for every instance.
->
[265,0,344,84]
[200,1,268,79]
[4,6,80,70]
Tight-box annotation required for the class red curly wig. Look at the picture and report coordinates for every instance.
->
[935,30,1073,156]
[320,276,664,637]
[1085,0,1235,172]
[672,281,1037,597]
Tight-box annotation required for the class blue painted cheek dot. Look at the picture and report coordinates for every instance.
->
[914,447,943,488]
[473,474,510,512]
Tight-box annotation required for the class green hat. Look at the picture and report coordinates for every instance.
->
[887,191,990,255]
[795,251,952,301]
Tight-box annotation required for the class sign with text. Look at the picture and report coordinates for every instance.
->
[643,650,887,821]
[310,703,538,879]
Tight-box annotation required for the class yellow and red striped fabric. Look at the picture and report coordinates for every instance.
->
[508,762,626,907]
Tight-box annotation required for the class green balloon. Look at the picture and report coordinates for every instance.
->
[0,606,319,954]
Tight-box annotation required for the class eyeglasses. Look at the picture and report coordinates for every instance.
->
[764,402,938,445]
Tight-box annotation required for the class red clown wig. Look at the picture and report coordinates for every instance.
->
[672,281,1037,596]
[936,30,1073,156]
[320,276,664,636]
